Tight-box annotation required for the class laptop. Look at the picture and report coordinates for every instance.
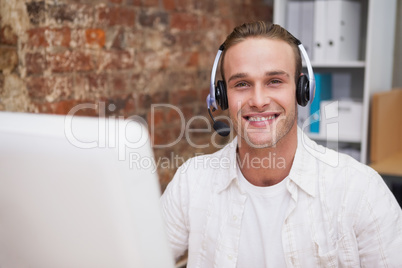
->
[0,111,175,268]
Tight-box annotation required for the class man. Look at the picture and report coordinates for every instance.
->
[161,21,402,267]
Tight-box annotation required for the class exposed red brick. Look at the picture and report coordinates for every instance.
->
[85,28,106,48]
[138,91,169,109]
[171,12,199,31]
[175,0,193,11]
[162,0,175,10]
[186,51,199,67]
[47,50,93,73]
[194,0,215,12]
[48,3,94,26]
[200,87,210,102]
[110,73,128,95]
[75,72,109,99]
[158,169,174,192]
[111,28,124,49]
[97,6,136,27]
[27,28,48,47]
[38,100,98,116]
[0,75,4,94]
[125,29,143,48]
[0,25,18,45]
[136,50,167,70]
[26,1,46,25]
[127,0,142,6]
[52,100,77,114]
[147,108,165,128]
[0,47,18,72]
[123,95,136,116]
[139,10,169,28]
[171,89,198,105]
[151,128,180,147]
[97,50,134,70]
[25,52,46,75]
[252,4,273,22]
[109,0,123,3]
[142,0,159,7]
[165,104,195,124]
[26,27,70,48]
[26,76,51,99]
[174,32,203,50]
[166,107,182,124]
[47,27,71,47]
[26,75,73,101]
[182,105,196,120]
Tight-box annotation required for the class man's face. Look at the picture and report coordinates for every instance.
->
[224,37,298,148]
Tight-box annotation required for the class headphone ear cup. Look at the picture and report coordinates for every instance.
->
[296,74,310,107]
[216,80,228,110]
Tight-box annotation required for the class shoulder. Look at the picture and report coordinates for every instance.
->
[298,129,380,185]
[297,131,388,204]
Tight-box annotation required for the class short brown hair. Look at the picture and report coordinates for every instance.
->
[220,21,302,84]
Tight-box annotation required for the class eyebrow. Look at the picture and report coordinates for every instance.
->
[227,70,290,83]
[266,70,290,78]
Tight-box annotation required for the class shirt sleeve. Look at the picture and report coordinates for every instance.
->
[160,164,189,261]
[354,170,402,267]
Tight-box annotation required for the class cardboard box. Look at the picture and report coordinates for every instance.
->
[370,89,402,176]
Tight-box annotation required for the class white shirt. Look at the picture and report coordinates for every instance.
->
[236,164,290,267]
[161,128,402,267]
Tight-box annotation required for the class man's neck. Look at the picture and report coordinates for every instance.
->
[237,125,298,187]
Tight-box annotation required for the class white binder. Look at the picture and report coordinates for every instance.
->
[286,1,301,41]
[326,0,361,61]
[300,1,315,59]
[313,0,327,62]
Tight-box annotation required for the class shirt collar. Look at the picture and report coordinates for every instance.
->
[215,136,239,193]
[215,128,318,197]
[287,127,318,197]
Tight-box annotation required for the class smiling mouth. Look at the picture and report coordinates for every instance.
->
[244,114,280,122]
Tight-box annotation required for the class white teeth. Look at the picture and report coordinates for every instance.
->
[248,115,276,122]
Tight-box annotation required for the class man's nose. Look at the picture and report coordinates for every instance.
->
[247,86,271,109]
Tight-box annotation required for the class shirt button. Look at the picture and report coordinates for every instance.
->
[228,254,233,260]
[233,215,237,221]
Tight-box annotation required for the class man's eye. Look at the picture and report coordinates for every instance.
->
[270,79,281,84]
[235,82,248,87]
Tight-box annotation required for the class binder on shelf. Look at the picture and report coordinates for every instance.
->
[313,0,327,62]
[286,1,301,42]
[300,1,315,58]
[286,1,315,60]
[310,73,332,133]
[313,0,361,62]
[326,0,361,61]
[331,72,352,99]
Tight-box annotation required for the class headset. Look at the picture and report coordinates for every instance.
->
[206,36,316,137]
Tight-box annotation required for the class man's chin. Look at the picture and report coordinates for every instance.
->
[239,134,279,149]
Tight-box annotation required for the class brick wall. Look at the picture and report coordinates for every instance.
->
[0,0,272,191]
